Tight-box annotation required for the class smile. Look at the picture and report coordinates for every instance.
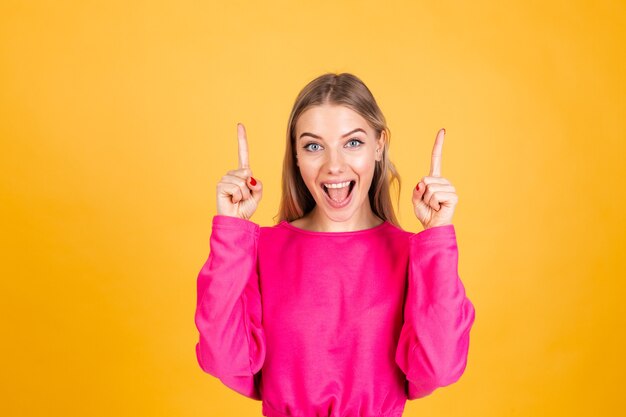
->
[321,180,355,207]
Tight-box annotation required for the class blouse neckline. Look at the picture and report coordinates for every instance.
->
[278,219,391,236]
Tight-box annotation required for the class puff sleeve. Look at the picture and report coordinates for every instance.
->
[194,215,266,400]
[394,224,476,399]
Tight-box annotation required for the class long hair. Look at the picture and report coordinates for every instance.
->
[276,73,401,226]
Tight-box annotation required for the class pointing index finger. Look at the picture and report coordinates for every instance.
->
[429,128,445,177]
[237,123,250,169]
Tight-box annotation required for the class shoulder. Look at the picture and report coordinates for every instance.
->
[258,219,290,240]
[374,222,412,252]
[377,221,413,242]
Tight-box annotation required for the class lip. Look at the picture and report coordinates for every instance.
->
[320,179,355,186]
[320,179,355,209]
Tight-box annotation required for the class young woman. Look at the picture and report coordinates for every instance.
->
[194,73,476,417]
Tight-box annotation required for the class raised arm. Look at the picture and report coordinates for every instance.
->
[395,224,476,399]
[194,215,266,400]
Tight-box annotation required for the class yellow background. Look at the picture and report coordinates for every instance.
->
[1,1,624,416]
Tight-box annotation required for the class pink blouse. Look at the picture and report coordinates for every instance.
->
[194,215,475,417]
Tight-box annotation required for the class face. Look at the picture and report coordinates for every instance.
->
[294,104,385,224]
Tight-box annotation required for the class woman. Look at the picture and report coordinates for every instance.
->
[194,73,476,417]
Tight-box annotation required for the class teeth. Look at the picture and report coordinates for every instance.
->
[324,181,352,189]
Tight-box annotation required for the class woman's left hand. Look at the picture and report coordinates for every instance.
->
[413,128,458,229]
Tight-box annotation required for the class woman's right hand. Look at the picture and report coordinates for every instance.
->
[216,123,263,220]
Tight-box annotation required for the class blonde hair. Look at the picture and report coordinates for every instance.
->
[276,73,401,226]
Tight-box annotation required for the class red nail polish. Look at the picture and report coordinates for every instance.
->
[415,183,420,191]
[250,177,257,186]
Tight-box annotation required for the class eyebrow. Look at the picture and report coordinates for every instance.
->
[298,128,367,141]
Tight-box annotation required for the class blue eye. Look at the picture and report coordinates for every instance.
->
[346,139,364,148]
[304,143,322,152]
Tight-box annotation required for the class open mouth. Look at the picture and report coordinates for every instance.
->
[322,180,355,205]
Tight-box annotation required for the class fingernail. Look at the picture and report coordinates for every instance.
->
[442,128,446,134]
[250,177,257,186]
[415,182,420,191]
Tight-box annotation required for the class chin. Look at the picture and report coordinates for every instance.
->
[320,209,356,223]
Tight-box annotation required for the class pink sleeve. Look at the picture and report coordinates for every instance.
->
[194,215,266,400]
[395,224,476,399]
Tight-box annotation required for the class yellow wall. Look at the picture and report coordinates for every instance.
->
[1,1,624,415]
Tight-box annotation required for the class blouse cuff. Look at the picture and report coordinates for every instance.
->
[410,223,456,244]
[212,214,260,236]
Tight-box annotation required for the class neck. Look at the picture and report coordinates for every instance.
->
[305,205,384,232]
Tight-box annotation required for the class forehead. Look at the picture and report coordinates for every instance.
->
[296,104,372,136]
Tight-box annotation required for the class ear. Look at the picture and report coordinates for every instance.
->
[375,130,387,161]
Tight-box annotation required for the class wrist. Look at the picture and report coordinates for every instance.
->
[424,222,452,230]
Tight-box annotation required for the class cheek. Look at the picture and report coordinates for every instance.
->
[297,162,319,185]
[351,156,376,177]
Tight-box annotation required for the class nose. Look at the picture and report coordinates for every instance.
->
[324,148,346,174]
